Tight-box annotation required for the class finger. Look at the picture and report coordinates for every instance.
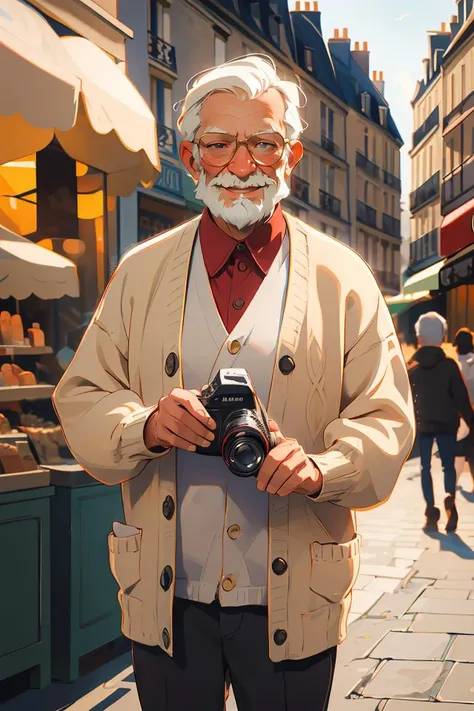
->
[168,389,216,429]
[268,418,280,432]
[256,440,298,491]
[167,399,215,441]
[166,415,214,448]
[266,450,307,495]
[277,470,311,497]
[155,423,196,452]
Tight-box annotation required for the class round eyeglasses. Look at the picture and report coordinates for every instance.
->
[193,132,290,168]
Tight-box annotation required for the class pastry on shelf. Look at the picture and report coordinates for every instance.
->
[11,314,25,346]
[11,364,37,386]
[0,413,11,434]
[0,311,12,345]
[0,442,26,474]
[0,363,19,386]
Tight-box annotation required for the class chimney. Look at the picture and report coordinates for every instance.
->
[422,57,430,84]
[328,27,351,67]
[292,1,319,13]
[450,14,459,35]
[372,69,385,97]
[440,21,447,32]
[351,39,370,75]
[304,1,311,9]
[295,0,301,8]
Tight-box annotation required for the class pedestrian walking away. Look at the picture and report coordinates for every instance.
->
[453,327,474,491]
[409,313,474,532]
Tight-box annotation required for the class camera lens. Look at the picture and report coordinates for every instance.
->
[221,410,271,477]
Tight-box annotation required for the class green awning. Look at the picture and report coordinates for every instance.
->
[403,260,445,294]
[386,290,431,316]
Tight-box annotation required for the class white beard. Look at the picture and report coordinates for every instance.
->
[194,161,291,231]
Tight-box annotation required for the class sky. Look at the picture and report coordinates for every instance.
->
[287,0,455,213]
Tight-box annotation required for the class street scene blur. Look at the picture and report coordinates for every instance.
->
[0,0,474,709]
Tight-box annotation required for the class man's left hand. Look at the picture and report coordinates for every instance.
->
[256,420,322,497]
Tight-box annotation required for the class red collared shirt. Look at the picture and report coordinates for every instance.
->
[199,206,286,332]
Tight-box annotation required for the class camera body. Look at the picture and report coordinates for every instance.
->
[195,368,275,477]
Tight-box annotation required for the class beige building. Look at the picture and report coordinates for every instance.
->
[142,0,403,294]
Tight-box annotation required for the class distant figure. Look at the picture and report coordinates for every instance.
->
[408,313,474,531]
[453,328,474,491]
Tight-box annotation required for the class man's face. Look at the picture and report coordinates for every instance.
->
[180,88,303,230]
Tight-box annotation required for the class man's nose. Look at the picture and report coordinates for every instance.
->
[227,144,257,177]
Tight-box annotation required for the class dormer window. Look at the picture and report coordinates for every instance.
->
[304,47,315,72]
[379,106,388,127]
[269,13,281,45]
[361,92,371,114]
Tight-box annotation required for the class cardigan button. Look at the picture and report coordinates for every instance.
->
[279,355,295,374]
[273,629,287,646]
[160,565,173,591]
[162,495,175,520]
[162,628,171,649]
[165,352,179,377]
[272,557,288,575]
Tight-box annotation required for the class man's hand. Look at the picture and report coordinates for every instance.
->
[144,388,216,452]
[256,420,322,497]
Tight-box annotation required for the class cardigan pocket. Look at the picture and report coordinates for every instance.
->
[108,523,142,595]
[309,535,361,603]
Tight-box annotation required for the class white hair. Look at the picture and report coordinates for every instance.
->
[415,312,447,346]
[176,54,307,141]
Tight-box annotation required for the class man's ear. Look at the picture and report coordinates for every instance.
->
[180,141,201,181]
[284,140,303,179]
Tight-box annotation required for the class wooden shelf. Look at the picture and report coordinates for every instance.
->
[0,345,53,356]
[0,385,55,402]
[0,468,50,493]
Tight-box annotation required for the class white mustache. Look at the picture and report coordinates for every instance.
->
[209,174,275,189]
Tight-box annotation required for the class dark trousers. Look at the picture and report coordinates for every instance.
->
[132,597,337,711]
[419,432,457,507]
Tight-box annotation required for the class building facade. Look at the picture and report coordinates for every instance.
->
[439,0,474,337]
[135,0,404,295]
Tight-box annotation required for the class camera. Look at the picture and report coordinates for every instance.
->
[195,368,276,477]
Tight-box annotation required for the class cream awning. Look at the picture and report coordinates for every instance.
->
[0,224,79,299]
[0,1,159,196]
[56,36,160,197]
[403,260,445,295]
[0,0,80,163]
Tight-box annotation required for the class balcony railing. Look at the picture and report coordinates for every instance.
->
[409,171,440,212]
[382,213,401,238]
[356,199,377,228]
[148,32,177,73]
[442,156,474,206]
[374,269,400,293]
[383,170,402,192]
[319,189,341,218]
[412,106,439,149]
[158,123,178,159]
[291,175,310,203]
[321,134,339,156]
[356,151,380,180]
[409,228,439,265]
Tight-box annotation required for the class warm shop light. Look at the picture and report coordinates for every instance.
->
[76,162,89,177]
[63,239,86,258]
[37,238,53,251]
[77,190,105,220]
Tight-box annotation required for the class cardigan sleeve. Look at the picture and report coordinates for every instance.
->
[307,288,416,510]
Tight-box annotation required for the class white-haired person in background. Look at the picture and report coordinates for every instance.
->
[408,312,473,531]
[52,55,415,711]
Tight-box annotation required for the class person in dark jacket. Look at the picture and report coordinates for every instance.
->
[409,312,473,531]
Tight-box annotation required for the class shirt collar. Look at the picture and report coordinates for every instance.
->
[199,205,286,277]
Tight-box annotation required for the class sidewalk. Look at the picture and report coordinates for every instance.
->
[4,456,474,710]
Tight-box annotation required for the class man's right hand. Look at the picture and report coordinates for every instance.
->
[144,388,216,452]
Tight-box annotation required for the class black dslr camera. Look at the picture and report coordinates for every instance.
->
[195,368,276,477]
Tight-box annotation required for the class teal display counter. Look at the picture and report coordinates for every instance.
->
[49,466,125,682]
[0,484,54,689]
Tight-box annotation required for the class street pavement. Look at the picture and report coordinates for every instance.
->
[4,455,474,710]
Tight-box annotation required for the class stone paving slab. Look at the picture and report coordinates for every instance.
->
[393,548,425,560]
[437,662,474,704]
[445,634,474,662]
[359,564,411,579]
[365,578,401,594]
[331,658,379,699]
[359,659,446,700]
[338,618,412,665]
[445,572,474,580]
[366,586,428,620]
[385,701,474,710]
[368,631,451,661]
[422,588,469,599]
[410,614,474,634]
[354,575,376,590]
[434,579,474,590]
[351,590,384,615]
[410,597,474,615]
